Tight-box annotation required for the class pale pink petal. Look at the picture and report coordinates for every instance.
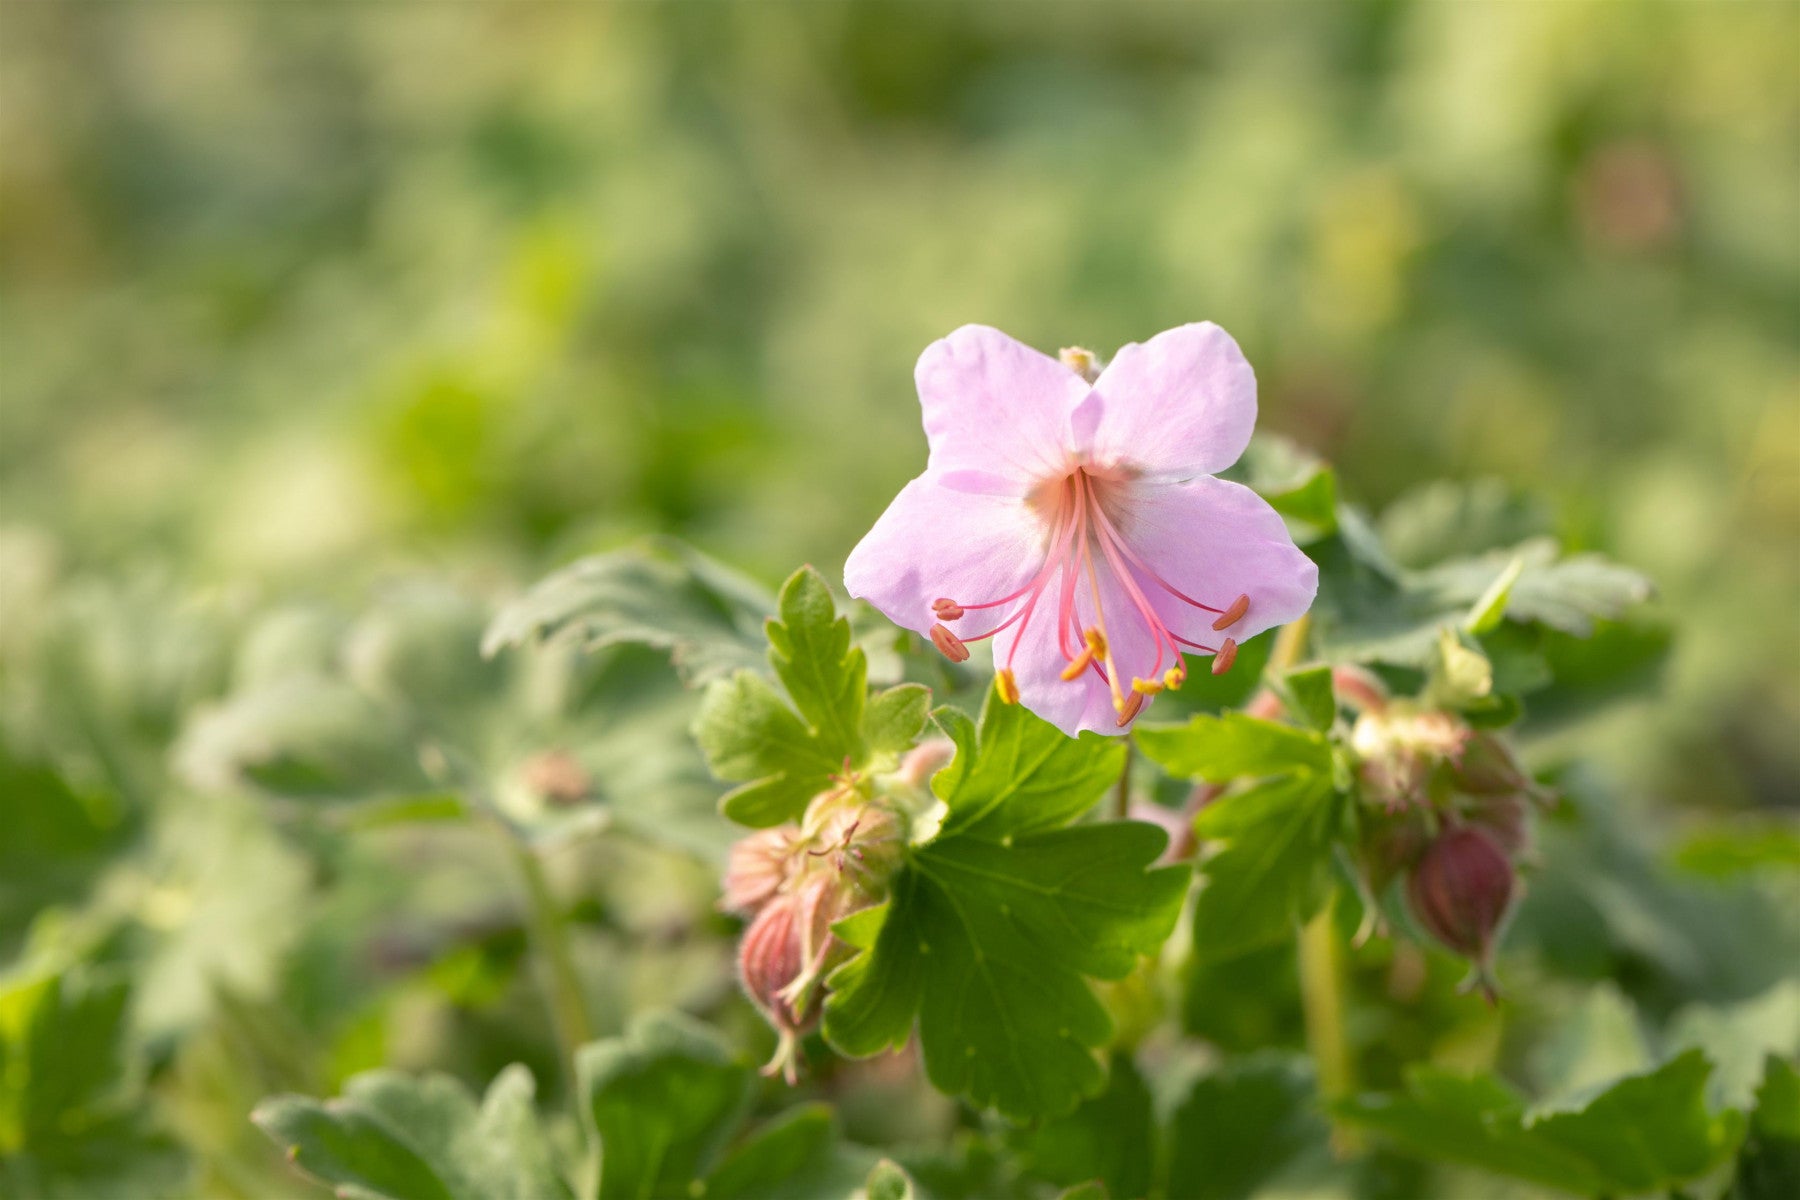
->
[844,472,1049,637]
[1111,475,1318,648]
[916,325,1091,486]
[1083,322,1257,477]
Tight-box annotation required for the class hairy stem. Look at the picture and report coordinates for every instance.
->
[1113,735,1134,820]
[490,815,593,1086]
[1299,896,1360,1153]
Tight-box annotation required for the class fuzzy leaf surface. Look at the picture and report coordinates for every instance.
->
[1338,1049,1746,1196]
[698,567,928,826]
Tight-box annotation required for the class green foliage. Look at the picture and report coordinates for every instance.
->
[1310,501,1655,671]
[482,539,774,687]
[253,1065,569,1200]
[1339,1050,1747,1196]
[1138,715,1343,965]
[1165,1055,1324,1200]
[1733,1057,1800,1200]
[823,688,1187,1119]
[255,1011,864,1200]
[697,567,928,827]
[1016,1052,1155,1200]
[0,969,185,1199]
[1,3,1793,1194]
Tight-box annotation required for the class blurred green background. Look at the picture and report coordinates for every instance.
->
[1,1,1796,1195]
[5,0,1795,805]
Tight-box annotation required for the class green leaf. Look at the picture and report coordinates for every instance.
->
[1733,1057,1800,1200]
[0,968,185,1198]
[176,675,437,803]
[253,1064,571,1200]
[1279,666,1337,732]
[1189,775,1341,963]
[1376,479,1550,570]
[1233,436,1339,542]
[481,538,773,686]
[1164,1054,1324,1200]
[579,1011,751,1200]
[1464,554,1525,635]
[1018,1051,1155,1200]
[931,696,1127,837]
[704,1104,842,1200]
[0,741,129,948]
[255,1013,856,1200]
[766,567,866,758]
[699,568,928,827]
[823,689,1187,1119]
[1135,713,1330,784]
[1311,518,1653,669]
[1338,1050,1746,1196]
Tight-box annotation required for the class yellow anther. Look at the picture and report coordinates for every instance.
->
[1163,667,1186,691]
[995,668,1020,705]
[1131,677,1164,696]
[1083,627,1109,657]
[1059,651,1093,682]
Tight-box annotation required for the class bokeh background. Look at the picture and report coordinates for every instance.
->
[2,2,1797,1196]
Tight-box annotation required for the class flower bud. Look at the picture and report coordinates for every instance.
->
[737,873,854,1083]
[894,737,956,792]
[737,890,813,1082]
[1450,732,1530,797]
[1405,824,1517,999]
[1351,705,1470,810]
[804,798,906,898]
[720,826,799,916]
[1464,790,1533,860]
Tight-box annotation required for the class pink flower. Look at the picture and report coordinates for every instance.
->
[846,323,1317,736]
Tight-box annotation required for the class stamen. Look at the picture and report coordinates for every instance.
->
[932,598,964,620]
[1060,649,1094,681]
[1212,593,1250,632]
[1131,677,1163,695]
[1059,346,1101,383]
[930,624,970,663]
[995,668,1020,705]
[1115,691,1145,726]
[1163,666,1186,691]
[1211,637,1239,675]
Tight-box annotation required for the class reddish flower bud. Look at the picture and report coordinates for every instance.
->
[1406,825,1517,998]
[1451,732,1531,797]
[1464,790,1534,860]
[720,826,799,916]
[737,890,814,1082]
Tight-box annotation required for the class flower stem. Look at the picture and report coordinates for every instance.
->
[489,814,593,1086]
[1299,875,1361,1153]
[1113,736,1134,820]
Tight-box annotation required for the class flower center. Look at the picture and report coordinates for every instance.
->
[928,465,1250,724]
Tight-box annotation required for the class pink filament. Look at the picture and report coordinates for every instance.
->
[932,468,1242,694]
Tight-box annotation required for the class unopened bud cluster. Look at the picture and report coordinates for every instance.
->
[720,769,913,1082]
[1339,667,1549,998]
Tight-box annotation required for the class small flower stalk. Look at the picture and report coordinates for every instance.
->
[721,778,907,1082]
